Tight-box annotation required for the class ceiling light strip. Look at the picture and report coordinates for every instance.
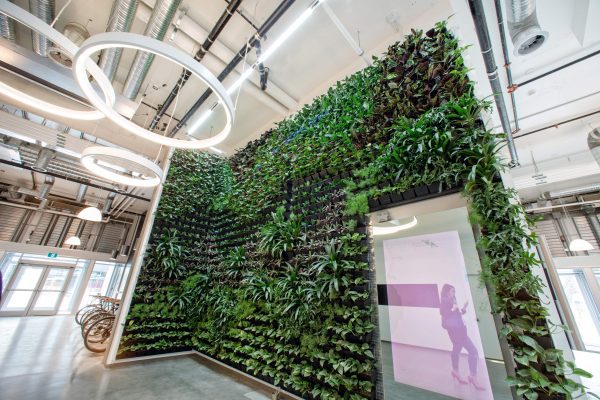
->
[0,1,115,120]
[80,146,164,188]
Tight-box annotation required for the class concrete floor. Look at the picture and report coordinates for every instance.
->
[0,315,270,400]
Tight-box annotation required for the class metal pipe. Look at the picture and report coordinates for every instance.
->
[467,0,520,167]
[35,175,55,199]
[493,0,519,133]
[515,109,600,140]
[121,0,182,100]
[0,200,133,224]
[517,48,600,88]
[28,0,55,56]
[148,0,243,130]
[102,190,118,215]
[98,0,140,81]
[0,158,150,201]
[0,0,16,42]
[170,0,297,136]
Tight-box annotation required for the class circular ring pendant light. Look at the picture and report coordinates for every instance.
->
[81,146,164,188]
[0,1,116,120]
[73,32,235,149]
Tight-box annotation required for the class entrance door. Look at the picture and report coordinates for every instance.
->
[0,264,73,316]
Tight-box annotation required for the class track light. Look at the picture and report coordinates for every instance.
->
[78,206,102,222]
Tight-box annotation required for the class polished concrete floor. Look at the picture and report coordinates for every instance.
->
[0,315,270,400]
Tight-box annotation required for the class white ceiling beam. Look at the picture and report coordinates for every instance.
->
[137,0,298,114]
[572,0,600,47]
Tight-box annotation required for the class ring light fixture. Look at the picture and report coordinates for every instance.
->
[372,216,418,236]
[0,1,116,120]
[81,146,164,188]
[73,32,235,149]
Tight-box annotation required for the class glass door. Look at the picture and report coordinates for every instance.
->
[0,264,73,316]
[29,267,73,316]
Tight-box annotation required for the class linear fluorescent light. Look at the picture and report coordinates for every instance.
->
[372,216,418,236]
[189,0,327,135]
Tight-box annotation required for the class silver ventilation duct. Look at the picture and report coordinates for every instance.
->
[99,0,140,81]
[588,127,600,168]
[546,184,600,199]
[48,22,90,68]
[75,183,88,203]
[0,1,16,42]
[29,0,55,56]
[35,175,55,199]
[31,147,56,172]
[102,191,118,215]
[504,0,548,56]
[121,0,182,100]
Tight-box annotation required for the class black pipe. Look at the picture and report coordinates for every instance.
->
[149,0,243,130]
[516,49,600,88]
[514,109,600,139]
[467,0,519,167]
[0,159,150,201]
[493,0,519,133]
[169,0,296,137]
[224,0,260,30]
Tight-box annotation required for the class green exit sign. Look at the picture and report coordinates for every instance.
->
[47,252,58,258]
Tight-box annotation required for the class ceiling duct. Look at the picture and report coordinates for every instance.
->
[29,0,55,56]
[121,0,182,100]
[588,127,600,168]
[102,190,118,215]
[31,147,56,172]
[546,184,600,199]
[75,183,88,203]
[48,22,90,68]
[504,0,548,56]
[0,0,16,42]
[98,0,140,81]
[35,175,54,199]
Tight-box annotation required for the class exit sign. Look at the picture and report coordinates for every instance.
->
[47,252,58,258]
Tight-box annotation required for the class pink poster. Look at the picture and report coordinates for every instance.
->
[383,231,493,399]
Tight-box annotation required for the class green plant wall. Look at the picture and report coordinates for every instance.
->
[119,22,590,400]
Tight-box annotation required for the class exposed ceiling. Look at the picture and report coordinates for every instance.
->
[1,0,599,214]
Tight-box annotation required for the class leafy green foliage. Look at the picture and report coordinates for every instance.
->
[119,20,591,399]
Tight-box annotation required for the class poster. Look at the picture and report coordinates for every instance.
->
[383,231,493,399]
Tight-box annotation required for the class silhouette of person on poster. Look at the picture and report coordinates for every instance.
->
[440,283,485,390]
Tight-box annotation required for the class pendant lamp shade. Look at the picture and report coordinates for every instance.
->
[78,206,102,222]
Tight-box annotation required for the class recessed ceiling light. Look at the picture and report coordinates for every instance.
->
[372,216,418,236]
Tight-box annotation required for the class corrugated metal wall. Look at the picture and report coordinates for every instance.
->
[0,203,132,253]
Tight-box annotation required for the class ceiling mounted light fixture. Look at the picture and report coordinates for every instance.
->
[64,236,81,246]
[188,0,329,135]
[80,146,164,187]
[0,1,115,120]
[78,206,102,222]
[372,216,418,236]
[568,238,593,252]
[73,32,234,149]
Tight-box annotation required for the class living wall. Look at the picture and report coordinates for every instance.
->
[119,22,590,400]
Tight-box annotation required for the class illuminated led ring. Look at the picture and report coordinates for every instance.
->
[74,32,235,149]
[81,146,164,188]
[0,1,115,120]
